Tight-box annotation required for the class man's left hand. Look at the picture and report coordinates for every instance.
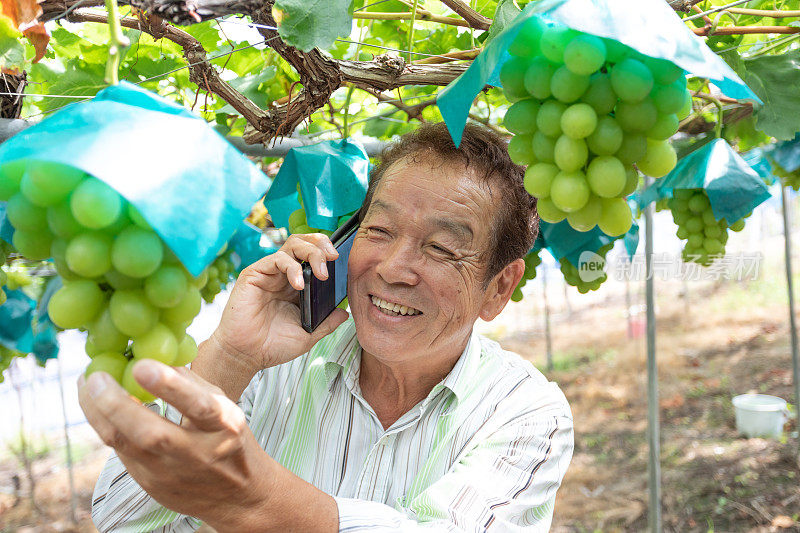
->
[79,359,275,531]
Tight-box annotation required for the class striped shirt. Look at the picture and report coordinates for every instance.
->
[92,318,574,532]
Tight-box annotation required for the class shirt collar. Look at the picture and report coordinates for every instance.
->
[321,318,483,406]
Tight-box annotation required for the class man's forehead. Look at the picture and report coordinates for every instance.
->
[368,198,475,241]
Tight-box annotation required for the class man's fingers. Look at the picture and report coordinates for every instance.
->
[80,371,188,456]
[284,238,332,282]
[132,359,243,433]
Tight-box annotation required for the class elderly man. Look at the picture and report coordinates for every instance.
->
[81,122,573,532]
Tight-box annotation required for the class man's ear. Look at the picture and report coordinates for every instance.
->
[479,258,525,322]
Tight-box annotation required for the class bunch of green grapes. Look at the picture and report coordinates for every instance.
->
[200,247,236,303]
[559,242,614,293]
[772,163,800,191]
[668,189,747,266]
[287,187,334,237]
[0,159,202,402]
[511,249,542,302]
[0,344,24,383]
[503,18,690,236]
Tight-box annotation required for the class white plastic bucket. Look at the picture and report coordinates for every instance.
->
[732,394,790,439]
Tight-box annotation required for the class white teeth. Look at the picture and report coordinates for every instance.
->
[370,295,420,316]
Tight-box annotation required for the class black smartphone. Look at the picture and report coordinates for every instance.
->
[300,211,360,333]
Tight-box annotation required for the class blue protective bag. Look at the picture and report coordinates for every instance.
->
[0,288,35,354]
[640,138,771,223]
[229,220,279,271]
[742,147,776,185]
[0,82,269,276]
[0,202,11,244]
[539,220,620,266]
[768,133,800,173]
[438,0,760,146]
[264,139,370,232]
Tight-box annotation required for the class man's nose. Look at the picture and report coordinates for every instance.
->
[374,239,420,286]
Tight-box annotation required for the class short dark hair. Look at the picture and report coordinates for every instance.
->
[358,122,539,286]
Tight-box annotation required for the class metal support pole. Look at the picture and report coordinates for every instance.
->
[781,185,800,456]
[542,266,553,372]
[57,356,78,524]
[644,180,662,532]
[625,272,633,339]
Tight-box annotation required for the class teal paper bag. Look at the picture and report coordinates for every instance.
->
[768,133,800,173]
[0,289,35,354]
[742,147,776,185]
[229,221,279,271]
[0,82,269,276]
[0,202,11,244]
[642,138,771,223]
[264,139,369,232]
[438,0,760,146]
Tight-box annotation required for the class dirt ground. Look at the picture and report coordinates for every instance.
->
[1,257,799,532]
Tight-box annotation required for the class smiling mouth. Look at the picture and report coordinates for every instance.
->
[370,295,422,317]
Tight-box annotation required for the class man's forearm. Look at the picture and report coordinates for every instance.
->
[191,335,258,401]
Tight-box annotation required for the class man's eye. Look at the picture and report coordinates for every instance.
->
[367,227,389,235]
[431,244,454,256]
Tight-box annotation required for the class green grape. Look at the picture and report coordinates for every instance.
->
[610,58,654,102]
[550,170,590,212]
[287,208,306,233]
[603,38,632,63]
[688,193,710,213]
[128,205,151,230]
[615,133,647,165]
[500,56,531,101]
[112,226,164,278]
[652,80,687,114]
[524,163,559,198]
[676,91,693,120]
[132,323,178,364]
[685,216,704,234]
[144,264,188,308]
[47,202,84,239]
[536,196,568,223]
[6,193,47,231]
[539,25,575,63]
[66,232,113,278]
[160,287,202,325]
[85,352,129,383]
[109,289,159,337]
[647,113,680,140]
[102,210,132,236]
[566,194,602,231]
[560,103,597,139]
[531,132,556,163]
[704,224,722,239]
[50,239,79,280]
[122,361,157,403]
[0,160,26,201]
[637,139,677,177]
[563,34,606,76]
[524,57,556,99]
[511,287,524,302]
[598,197,632,236]
[536,100,567,137]
[643,56,683,86]
[676,227,689,240]
[13,229,53,261]
[581,73,618,116]
[172,334,198,367]
[554,136,588,172]
[509,16,544,57]
[48,280,104,329]
[687,233,704,248]
[620,166,639,196]
[20,162,85,207]
[701,209,717,226]
[551,66,590,103]
[200,250,236,303]
[504,99,540,135]
[507,134,536,166]
[89,307,130,352]
[104,269,143,290]
[587,156,626,198]
[586,116,623,156]
[615,100,657,132]
[730,219,745,232]
[70,178,122,229]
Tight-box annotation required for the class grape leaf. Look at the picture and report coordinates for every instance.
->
[0,14,23,71]
[273,0,355,52]
[486,0,520,43]
[743,50,800,141]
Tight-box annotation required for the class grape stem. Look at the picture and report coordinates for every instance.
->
[692,24,800,35]
[694,92,724,138]
[103,0,130,84]
[407,0,419,63]
[354,11,471,28]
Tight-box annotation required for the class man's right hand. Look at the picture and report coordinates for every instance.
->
[207,233,349,377]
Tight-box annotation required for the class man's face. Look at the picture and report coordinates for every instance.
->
[347,153,499,364]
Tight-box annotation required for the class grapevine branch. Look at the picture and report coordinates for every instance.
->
[692,24,800,35]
